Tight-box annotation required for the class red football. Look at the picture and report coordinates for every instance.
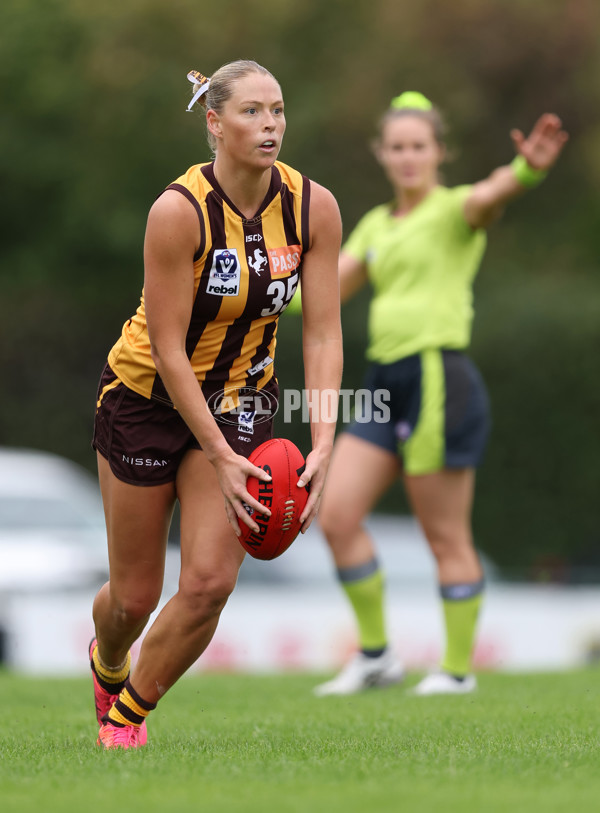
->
[238,438,309,560]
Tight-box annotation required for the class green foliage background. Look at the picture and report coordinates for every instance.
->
[1,0,599,573]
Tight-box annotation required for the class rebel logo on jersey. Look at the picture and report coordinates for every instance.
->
[207,248,241,296]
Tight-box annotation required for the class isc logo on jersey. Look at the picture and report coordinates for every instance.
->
[207,248,241,296]
[268,245,302,279]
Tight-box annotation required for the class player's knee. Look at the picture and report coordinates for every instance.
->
[114,590,161,626]
[179,570,237,618]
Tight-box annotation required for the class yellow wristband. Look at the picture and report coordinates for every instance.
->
[511,155,548,188]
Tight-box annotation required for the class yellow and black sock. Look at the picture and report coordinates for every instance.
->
[440,579,484,677]
[106,679,156,729]
[91,644,131,694]
[338,557,388,654]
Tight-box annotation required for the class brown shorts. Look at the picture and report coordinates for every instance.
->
[92,364,278,486]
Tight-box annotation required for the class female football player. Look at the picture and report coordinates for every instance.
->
[89,60,342,747]
[314,92,567,696]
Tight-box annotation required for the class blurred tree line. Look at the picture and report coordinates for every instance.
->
[1,0,599,575]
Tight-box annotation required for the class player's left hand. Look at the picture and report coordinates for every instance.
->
[510,113,569,171]
[296,446,332,532]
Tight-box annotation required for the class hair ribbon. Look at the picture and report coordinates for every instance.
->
[186,70,210,112]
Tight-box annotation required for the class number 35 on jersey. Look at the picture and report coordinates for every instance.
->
[261,244,301,317]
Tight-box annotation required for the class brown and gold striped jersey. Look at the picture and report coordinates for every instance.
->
[107,160,310,405]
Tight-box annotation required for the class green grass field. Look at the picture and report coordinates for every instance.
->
[1,669,598,813]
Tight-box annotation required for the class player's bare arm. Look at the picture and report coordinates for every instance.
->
[297,181,343,529]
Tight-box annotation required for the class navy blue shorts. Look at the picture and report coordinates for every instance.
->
[346,350,490,475]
